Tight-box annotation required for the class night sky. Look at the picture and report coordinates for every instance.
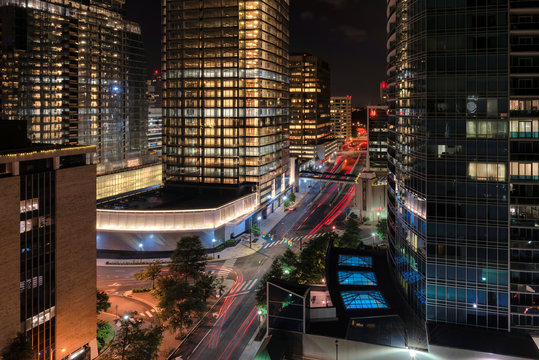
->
[126,0,386,106]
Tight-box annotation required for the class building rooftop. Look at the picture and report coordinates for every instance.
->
[98,186,254,211]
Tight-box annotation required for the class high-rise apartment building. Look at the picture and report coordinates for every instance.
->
[330,96,352,141]
[147,71,163,158]
[0,0,150,176]
[387,0,539,333]
[162,0,289,203]
[289,53,332,161]
[0,122,97,359]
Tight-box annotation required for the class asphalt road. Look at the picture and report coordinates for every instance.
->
[177,155,363,360]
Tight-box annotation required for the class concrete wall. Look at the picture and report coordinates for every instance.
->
[55,164,97,358]
[96,192,258,232]
[0,176,22,350]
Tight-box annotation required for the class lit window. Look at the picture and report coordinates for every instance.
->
[467,162,506,182]
[341,291,389,309]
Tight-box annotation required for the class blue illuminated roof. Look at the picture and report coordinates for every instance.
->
[338,255,372,268]
[341,291,389,310]
[338,271,377,286]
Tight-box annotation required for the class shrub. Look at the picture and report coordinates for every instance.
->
[96,322,114,353]
[132,287,151,293]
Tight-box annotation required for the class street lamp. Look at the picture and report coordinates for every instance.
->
[212,238,216,259]
[123,314,129,321]
[138,243,143,263]
[371,232,376,247]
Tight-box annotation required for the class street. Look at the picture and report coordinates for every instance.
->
[97,153,368,359]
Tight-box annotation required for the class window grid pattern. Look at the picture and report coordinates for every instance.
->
[341,291,389,310]
[338,255,373,268]
[338,271,377,286]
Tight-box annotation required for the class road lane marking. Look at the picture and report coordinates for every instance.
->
[247,279,258,290]
[145,311,153,318]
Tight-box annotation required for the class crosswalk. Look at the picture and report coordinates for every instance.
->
[235,278,258,293]
[213,258,236,278]
[139,309,157,318]
[260,232,330,250]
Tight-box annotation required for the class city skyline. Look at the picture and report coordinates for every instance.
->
[3,0,539,359]
[126,0,386,107]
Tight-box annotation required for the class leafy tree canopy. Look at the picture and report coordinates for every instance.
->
[97,290,111,314]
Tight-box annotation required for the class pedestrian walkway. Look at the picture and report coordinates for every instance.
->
[259,232,331,250]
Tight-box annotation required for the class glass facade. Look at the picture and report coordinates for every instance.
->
[388,0,539,334]
[289,53,331,161]
[387,0,512,331]
[367,105,388,171]
[341,291,389,310]
[0,0,150,175]
[96,163,162,200]
[508,0,539,332]
[19,160,56,359]
[147,72,163,159]
[162,0,289,203]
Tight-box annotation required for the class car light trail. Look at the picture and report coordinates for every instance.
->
[223,309,259,360]
[216,305,257,360]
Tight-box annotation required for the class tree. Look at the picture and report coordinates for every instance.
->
[106,312,163,360]
[340,213,363,248]
[133,260,162,289]
[295,233,338,284]
[283,199,290,208]
[170,236,207,280]
[375,218,388,241]
[1,333,35,360]
[255,258,284,314]
[280,248,298,279]
[154,236,219,337]
[251,223,261,237]
[97,290,111,314]
[288,192,296,203]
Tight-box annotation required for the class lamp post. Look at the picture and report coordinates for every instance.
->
[335,339,339,360]
[138,243,143,263]
[371,232,376,248]
[212,238,216,259]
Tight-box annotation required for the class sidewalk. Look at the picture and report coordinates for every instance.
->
[98,191,308,266]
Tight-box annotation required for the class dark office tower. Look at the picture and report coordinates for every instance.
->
[366,106,388,172]
[0,0,149,176]
[508,2,539,333]
[386,0,520,332]
[162,0,289,203]
[289,53,332,161]
[147,71,163,158]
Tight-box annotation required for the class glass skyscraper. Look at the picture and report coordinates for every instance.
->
[0,0,150,176]
[387,0,539,333]
[162,0,289,203]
